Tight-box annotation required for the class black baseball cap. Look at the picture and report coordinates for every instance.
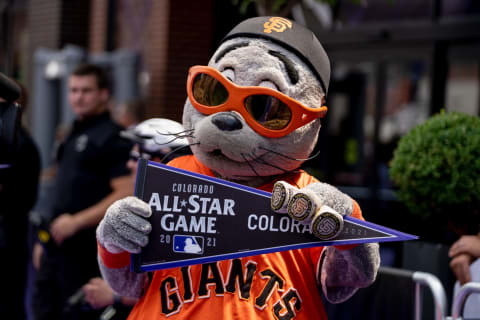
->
[221,16,330,95]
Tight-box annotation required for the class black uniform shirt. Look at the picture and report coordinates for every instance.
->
[53,112,132,218]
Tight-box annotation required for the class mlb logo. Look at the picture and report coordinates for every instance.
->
[173,235,204,255]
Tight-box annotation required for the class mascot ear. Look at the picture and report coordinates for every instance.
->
[222,16,331,96]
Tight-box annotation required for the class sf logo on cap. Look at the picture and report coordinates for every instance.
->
[263,17,292,34]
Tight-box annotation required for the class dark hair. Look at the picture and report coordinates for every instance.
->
[71,63,109,90]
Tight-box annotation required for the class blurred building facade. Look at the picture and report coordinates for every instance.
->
[301,0,480,243]
[1,0,250,167]
[1,0,479,236]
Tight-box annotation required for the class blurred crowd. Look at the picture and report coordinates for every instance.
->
[0,63,191,320]
[0,61,479,319]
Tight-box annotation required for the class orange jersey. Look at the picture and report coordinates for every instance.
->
[100,156,363,319]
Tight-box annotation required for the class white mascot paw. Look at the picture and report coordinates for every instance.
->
[97,196,152,254]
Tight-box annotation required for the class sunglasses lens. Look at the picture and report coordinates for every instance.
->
[192,73,229,106]
[245,95,292,130]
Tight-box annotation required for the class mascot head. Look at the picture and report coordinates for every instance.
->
[182,16,330,187]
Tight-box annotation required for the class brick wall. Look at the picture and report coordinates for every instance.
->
[60,1,90,48]
[159,0,214,122]
[25,0,216,123]
[28,0,62,52]
[89,0,108,53]
[28,0,90,52]
[143,0,172,120]
[26,0,62,126]
[113,0,214,122]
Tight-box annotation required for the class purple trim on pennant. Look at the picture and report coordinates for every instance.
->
[139,226,416,271]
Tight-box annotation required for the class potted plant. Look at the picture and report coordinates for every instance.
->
[388,111,480,313]
[389,111,480,239]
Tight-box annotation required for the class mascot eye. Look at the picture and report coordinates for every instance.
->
[244,95,292,130]
[193,74,229,106]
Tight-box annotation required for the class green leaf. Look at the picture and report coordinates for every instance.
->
[389,112,480,220]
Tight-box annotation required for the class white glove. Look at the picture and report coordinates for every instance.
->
[97,196,152,254]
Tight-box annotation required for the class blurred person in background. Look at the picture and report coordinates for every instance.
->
[449,231,480,318]
[32,63,133,320]
[449,233,480,285]
[0,80,41,319]
[26,123,70,320]
[110,99,146,129]
[79,118,190,319]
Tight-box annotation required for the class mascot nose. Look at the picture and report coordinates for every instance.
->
[211,113,243,131]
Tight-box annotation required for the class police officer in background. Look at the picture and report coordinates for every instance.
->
[79,118,191,320]
[32,64,133,320]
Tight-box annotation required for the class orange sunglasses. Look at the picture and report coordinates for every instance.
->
[187,65,328,138]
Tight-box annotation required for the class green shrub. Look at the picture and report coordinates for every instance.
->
[389,111,480,223]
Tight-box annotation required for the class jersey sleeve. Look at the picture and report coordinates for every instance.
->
[97,242,131,269]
